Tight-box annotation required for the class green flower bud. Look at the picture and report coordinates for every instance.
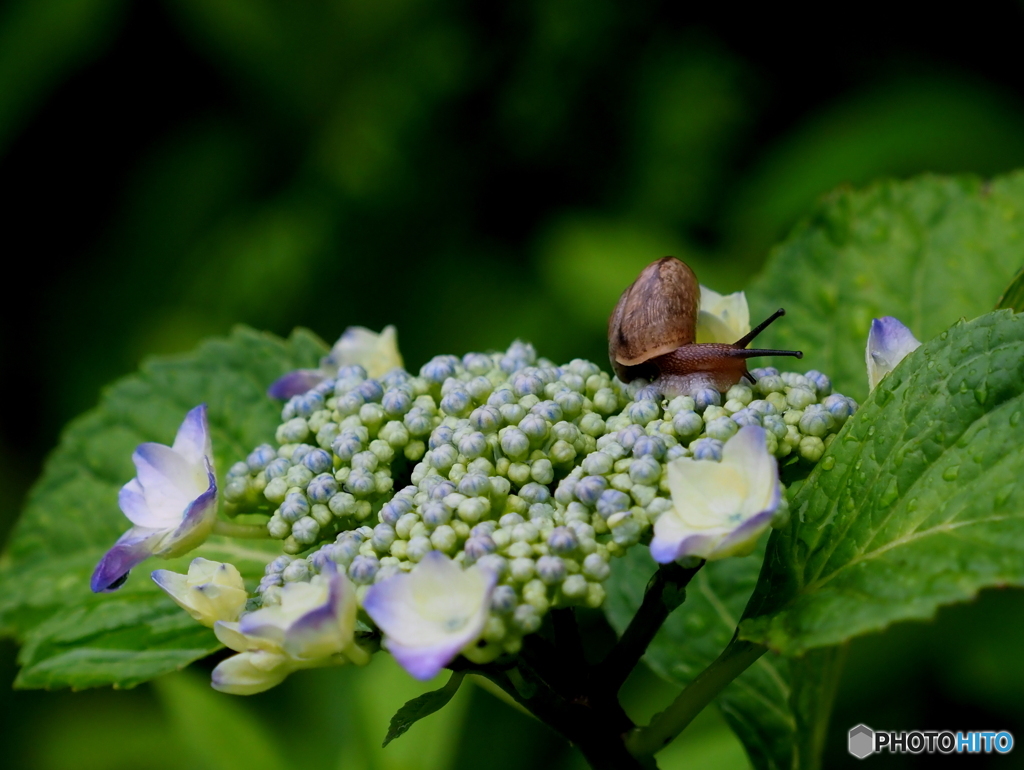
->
[311,503,333,527]
[578,412,606,437]
[523,578,549,612]
[404,439,426,461]
[561,574,588,600]
[276,418,310,444]
[513,604,541,634]
[267,515,290,539]
[508,462,531,486]
[582,451,613,475]
[328,491,357,518]
[406,536,432,562]
[510,557,535,582]
[430,524,458,553]
[582,553,610,581]
[264,477,289,504]
[786,387,817,409]
[585,582,606,609]
[285,464,314,489]
[705,416,739,441]
[531,459,554,485]
[799,435,825,462]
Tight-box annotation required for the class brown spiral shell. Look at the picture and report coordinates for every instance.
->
[607,257,699,380]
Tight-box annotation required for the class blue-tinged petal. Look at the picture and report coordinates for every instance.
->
[90,527,165,592]
[386,640,466,681]
[866,316,921,391]
[118,477,162,528]
[283,565,357,660]
[268,369,326,399]
[133,443,206,519]
[364,552,494,679]
[157,460,218,558]
[650,531,715,564]
[171,404,212,467]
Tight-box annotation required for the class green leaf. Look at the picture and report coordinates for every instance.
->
[383,671,466,748]
[786,646,846,770]
[745,172,1024,401]
[996,265,1024,312]
[605,543,793,770]
[741,311,1024,656]
[153,669,288,770]
[0,325,327,689]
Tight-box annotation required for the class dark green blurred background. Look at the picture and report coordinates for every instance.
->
[4,1,1024,767]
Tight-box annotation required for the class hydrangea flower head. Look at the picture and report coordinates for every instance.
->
[151,558,247,627]
[91,405,217,593]
[650,425,780,563]
[695,285,750,344]
[363,551,496,681]
[212,564,366,695]
[269,325,403,399]
[866,316,921,391]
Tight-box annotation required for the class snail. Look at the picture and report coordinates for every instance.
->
[608,256,803,398]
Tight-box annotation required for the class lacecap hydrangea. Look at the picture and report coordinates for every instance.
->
[186,335,855,686]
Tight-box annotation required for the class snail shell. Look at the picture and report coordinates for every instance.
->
[607,257,698,379]
[608,256,802,397]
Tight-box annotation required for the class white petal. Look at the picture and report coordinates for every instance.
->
[240,580,330,647]
[211,651,291,695]
[328,325,404,378]
[187,557,244,589]
[720,426,779,517]
[364,552,493,658]
[214,621,282,654]
[667,457,743,528]
[282,569,358,660]
[658,427,781,563]
[133,443,206,521]
[118,478,164,528]
[696,286,750,343]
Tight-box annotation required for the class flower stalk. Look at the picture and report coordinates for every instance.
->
[212,521,273,539]
[595,561,703,697]
[625,638,767,759]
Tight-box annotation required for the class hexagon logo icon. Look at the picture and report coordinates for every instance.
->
[848,724,875,759]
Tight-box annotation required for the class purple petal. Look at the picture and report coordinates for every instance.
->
[361,571,409,632]
[268,370,326,399]
[649,531,716,564]
[867,316,921,389]
[387,639,466,681]
[869,317,920,357]
[283,563,343,659]
[91,528,164,592]
[171,404,211,466]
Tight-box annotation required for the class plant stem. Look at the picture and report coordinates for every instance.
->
[626,639,766,759]
[212,520,271,538]
[473,662,652,770]
[595,561,702,696]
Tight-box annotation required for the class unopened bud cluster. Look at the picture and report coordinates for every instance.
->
[236,342,855,653]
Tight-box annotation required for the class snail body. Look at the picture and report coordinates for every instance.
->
[608,257,802,397]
